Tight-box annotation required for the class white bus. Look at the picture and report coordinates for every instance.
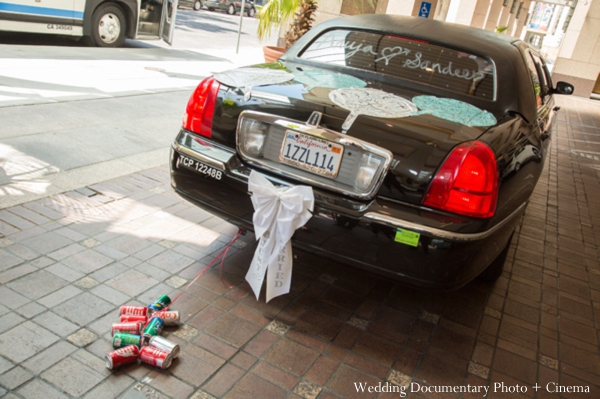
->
[0,0,179,47]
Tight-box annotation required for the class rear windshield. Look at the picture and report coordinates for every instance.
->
[299,29,495,99]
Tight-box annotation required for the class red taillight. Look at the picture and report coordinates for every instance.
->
[182,76,220,138]
[423,141,498,218]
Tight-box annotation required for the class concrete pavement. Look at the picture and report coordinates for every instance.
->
[0,45,264,108]
[0,90,189,209]
[0,10,272,108]
[0,12,271,209]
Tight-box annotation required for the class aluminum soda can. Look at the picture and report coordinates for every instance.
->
[147,303,164,314]
[112,333,142,349]
[142,317,164,342]
[111,322,143,336]
[106,345,140,369]
[147,295,172,313]
[139,346,173,369]
[119,305,148,317]
[160,310,180,326]
[155,294,171,307]
[149,335,180,358]
[119,314,148,324]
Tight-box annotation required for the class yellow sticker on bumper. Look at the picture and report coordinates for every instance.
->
[395,228,420,247]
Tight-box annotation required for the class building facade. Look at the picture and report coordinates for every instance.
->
[308,0,600,98]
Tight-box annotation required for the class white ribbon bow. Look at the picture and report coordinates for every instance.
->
[246,170,314,302]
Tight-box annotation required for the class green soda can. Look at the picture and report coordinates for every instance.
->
[156,295,171,307]
[142,317,165,343]
[148,295,172,314]
[112,333,142,349]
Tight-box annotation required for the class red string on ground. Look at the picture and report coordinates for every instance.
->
[151,229,244,320]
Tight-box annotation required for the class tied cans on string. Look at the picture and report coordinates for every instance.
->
[246,171,314,302]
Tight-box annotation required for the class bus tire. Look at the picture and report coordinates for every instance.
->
[90,3,126,47]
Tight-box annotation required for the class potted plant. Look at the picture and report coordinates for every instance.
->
[257,0,318,62]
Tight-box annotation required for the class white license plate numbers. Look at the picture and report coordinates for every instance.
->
[279,131,344,178]
[177,155,222,180]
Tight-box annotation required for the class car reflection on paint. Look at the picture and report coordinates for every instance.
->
[169,14,574,291]
[502,145,542,178]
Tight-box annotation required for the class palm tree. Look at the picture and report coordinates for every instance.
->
[257,0,318,50]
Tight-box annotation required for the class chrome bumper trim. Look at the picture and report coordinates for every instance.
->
[364,202,526,242]
[173,131,236,171]
[173,130,526,243]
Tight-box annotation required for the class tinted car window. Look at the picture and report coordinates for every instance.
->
[524,51,546,107]
[299,29,495,99]
[530,53,552,98]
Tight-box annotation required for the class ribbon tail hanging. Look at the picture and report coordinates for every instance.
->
[265,240,293,302]
[246,230,276,300]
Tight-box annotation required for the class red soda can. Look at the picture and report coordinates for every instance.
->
[111,322,143,336]
[139,346,173,369]
[119,305,148,317]
[120,314,148,324]
[160,310,180,326]
[105,345,140,369]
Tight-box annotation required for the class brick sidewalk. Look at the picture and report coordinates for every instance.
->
[0,96,599,398]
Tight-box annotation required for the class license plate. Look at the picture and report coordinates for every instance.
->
[279,131,344,178]
[177,155,222,180]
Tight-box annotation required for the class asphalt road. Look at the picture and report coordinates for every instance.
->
[0,9,275,209]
